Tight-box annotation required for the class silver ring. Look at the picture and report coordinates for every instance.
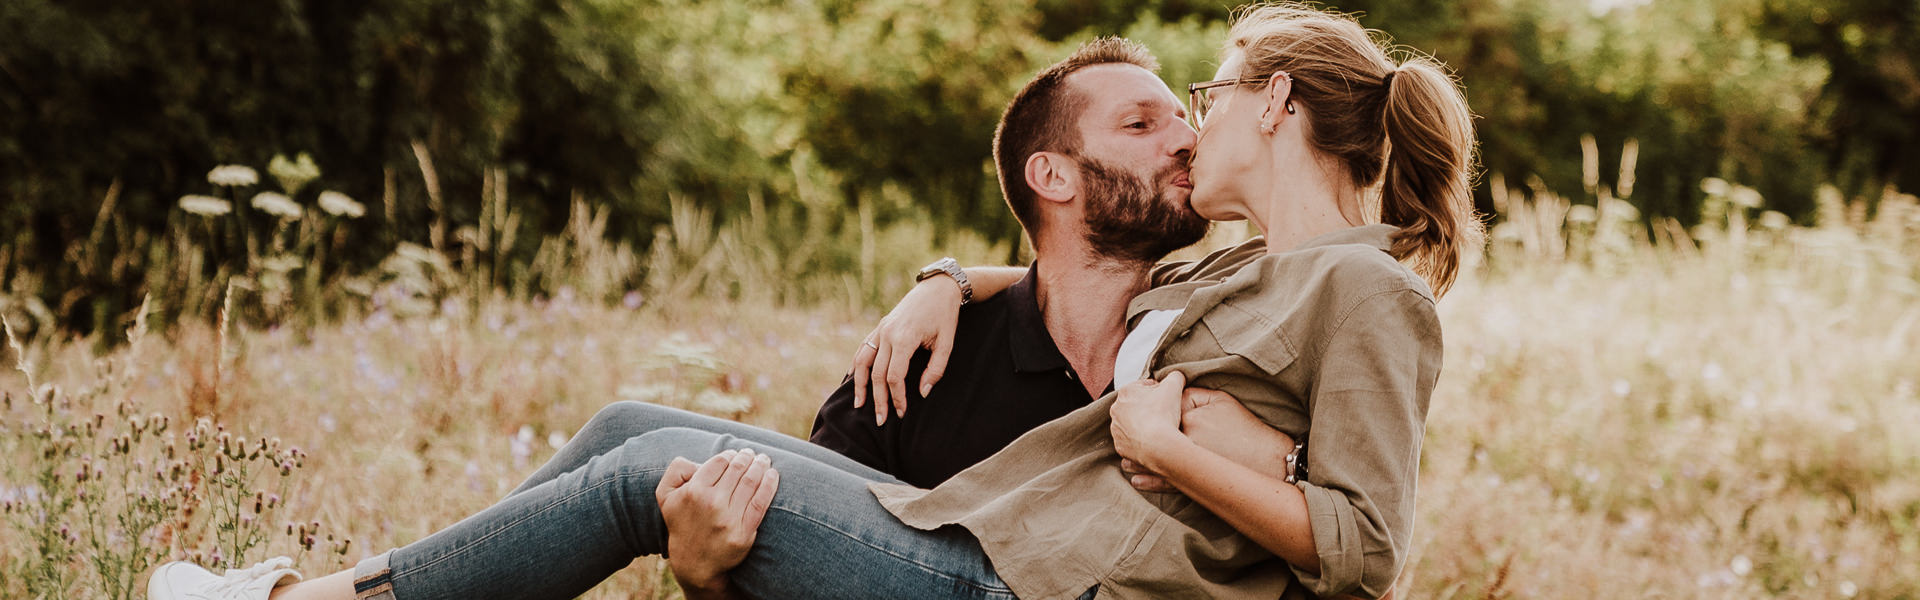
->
[864,341,879,350]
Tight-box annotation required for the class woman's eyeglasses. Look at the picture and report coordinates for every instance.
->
[1187,72,1291,128]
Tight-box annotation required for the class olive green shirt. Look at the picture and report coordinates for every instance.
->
[870,224,1441,599]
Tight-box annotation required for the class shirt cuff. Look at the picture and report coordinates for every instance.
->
[1289,481,1368,597]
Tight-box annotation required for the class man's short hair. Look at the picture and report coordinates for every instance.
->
[993,37,1160,238]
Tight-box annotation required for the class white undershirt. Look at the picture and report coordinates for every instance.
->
[1112,309,1185,388]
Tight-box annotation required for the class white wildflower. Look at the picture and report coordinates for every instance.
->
[268,153,321,195]
[693,389,753,415]
[546,431,567,450]
[178,195,233,217]
[1602,198,1640,221]
[1758,211,1790,230]
[1729,555,1752,577]
[1490,222,1523,243]
[317,190,366,218]
[1699,177,1729,196]
[208,165,259,187]
[1839,581,1857,597]
[250,192,303,220]
[617,383,677,403]
[1567,204,1598,224]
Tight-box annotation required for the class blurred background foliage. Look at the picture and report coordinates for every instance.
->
[0,0,1914,334]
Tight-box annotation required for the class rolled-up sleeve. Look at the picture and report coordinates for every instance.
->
[1288,288,1441,598]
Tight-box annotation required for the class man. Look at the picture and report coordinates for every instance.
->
[807,37,1215,489]
[663,38,1301,599]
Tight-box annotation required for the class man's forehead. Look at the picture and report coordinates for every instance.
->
[1066,64,1180,111]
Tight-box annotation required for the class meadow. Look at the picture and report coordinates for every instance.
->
[4,183,1918,599]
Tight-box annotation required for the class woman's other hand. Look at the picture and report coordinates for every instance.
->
[1110,371,1191,473]
[1123,386,1296,492]
[851,276,964,426]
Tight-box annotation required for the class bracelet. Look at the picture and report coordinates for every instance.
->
[1284,440,1307,484]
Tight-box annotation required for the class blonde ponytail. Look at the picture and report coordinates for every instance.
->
[1380,59,1480,296]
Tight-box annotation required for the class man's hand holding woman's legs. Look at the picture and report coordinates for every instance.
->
[657,448,780,600]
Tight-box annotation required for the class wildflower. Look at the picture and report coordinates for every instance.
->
[617,383,676,403]
[693,389,753,415]
[546,430,567,450]
[251,192,303,220]
[208,165,259,187]
[268,153,321,195]
[179,195,234,217]
[318,190,366,218]
[1699,177,1729,196]
[1729,555,1752,577]
[1567,204,1597,225]
[1758,211,1790,230]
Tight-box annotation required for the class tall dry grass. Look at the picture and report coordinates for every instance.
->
[3,181,1917,598]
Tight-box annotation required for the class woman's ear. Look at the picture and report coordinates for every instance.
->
[1258,72,1295,133]
[1025,152,1079,205]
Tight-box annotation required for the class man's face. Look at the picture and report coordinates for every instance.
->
[1063,65,1209,263]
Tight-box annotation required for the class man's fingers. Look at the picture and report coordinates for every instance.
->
[1129,474,1173,492]
[729,452,772,507]
[871,343,894,426]
[919,326,955,397]
[689,450,737,488]
[713,448,754,495]
[741,467,779,532]
[655,456,702,504]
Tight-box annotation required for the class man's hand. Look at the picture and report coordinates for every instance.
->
[1123,386,1296,493]
[656,448,780,599]
[851,276,963,426]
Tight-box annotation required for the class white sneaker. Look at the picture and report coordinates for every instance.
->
[148,556,304,600]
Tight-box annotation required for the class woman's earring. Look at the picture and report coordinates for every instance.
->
[1285,101,1296,115]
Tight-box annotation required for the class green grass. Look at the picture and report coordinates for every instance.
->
[3,189,1918,598]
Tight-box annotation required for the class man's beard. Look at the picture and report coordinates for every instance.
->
[1079,157,1211,265]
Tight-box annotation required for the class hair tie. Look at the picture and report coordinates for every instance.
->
[1382,69,1397,89]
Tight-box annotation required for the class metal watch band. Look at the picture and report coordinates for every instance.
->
[916,257,973,305]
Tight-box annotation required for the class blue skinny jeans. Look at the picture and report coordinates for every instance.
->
[350,401,1029,600]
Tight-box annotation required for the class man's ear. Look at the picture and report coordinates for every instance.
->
[1024,152,1079,205]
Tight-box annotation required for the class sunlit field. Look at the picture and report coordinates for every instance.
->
[4,188,1917,599]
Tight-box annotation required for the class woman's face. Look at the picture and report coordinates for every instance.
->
[1188,51,1272,223]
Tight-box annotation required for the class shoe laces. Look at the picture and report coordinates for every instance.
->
[209,557,295,596]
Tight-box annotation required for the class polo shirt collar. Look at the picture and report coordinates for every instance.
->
[1003,264,1071,374]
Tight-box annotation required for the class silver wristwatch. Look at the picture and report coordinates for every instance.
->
[915,257,973,305]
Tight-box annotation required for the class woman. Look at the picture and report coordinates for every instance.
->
[150,4,1476,599]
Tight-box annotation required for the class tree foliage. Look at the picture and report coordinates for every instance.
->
[0,0,1913,332]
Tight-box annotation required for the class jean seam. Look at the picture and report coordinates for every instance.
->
[393,467,666,582]
[766,504,1015,595]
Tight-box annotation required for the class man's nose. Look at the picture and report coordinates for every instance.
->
[1170,122,1197,162]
